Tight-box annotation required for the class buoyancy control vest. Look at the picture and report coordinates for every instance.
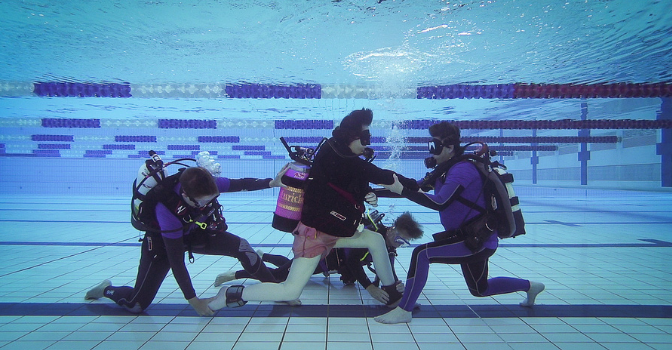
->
[131,151,228,236]
[419,142,526,239]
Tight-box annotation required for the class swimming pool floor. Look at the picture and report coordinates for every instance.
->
[0,189,671,350]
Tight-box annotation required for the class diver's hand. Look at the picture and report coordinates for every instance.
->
[379,174,404,195]
[396,281,405,293]
[270,163,290,188]
[366,285,389,304]
[188,296,215,316]
[365,192,378,207]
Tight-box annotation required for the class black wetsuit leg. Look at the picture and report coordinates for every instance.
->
[234,253,292,281]
[190,231,277,282]
[262,253,292,267]
[103,234,170,313]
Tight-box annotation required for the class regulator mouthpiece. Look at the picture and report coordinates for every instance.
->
[424,156,437,169]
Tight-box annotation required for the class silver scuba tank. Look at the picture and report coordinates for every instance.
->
[133,150,165,212]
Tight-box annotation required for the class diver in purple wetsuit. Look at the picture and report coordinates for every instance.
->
[375,121,545,324]
[84,165,287,316]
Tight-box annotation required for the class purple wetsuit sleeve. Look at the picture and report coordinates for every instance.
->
[402,161,485,231]
[216,177,231,192]
[401,180,464,211]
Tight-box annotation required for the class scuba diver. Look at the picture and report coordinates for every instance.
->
[375,121,545,324]
[214,211,423,304]
[208,108,420,310]
[85,163,289,316]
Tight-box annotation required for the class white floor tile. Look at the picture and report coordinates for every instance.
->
[0,191,670,350]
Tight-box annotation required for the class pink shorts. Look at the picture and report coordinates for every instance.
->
[292,222,340,259]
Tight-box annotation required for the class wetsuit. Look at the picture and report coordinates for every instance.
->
[397,160,530,312]
[103,177,277,313]
[232,226,399,287]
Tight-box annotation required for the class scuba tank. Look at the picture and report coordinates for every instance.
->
[271,137,322,233]
[132,150,165,215]
[270,137,376,233]
[272,162,311,232]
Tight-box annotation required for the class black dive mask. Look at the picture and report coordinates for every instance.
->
[182,189,219,210]
[428,139,444,155]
